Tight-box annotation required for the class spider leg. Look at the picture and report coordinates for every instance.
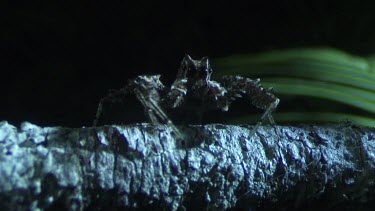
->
[268,114,275,125]
[94,75,182,138]
[93,88,129,127]
[219,76,279,137]
[134,88,183,138]
[93,101,104,127]
[249,98,279,137]
[166,79,188,109]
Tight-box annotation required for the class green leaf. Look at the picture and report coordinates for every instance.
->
[214,48,375,92]
[262,77,375,113]
[213,48,375,124]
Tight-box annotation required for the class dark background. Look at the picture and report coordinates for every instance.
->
[2,1,375,127]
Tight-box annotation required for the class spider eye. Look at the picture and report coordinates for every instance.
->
[186,67,196,78]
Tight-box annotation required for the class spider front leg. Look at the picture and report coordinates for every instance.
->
[93,87,130,127]
[93,75,182,138]
[133,88,182,138]
[130,75,183,138]
[219,75,280,136]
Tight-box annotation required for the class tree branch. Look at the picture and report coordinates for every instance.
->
[0,121,374,210]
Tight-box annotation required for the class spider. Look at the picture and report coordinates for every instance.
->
[93,55,279,138]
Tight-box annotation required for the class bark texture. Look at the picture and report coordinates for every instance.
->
[0,121,375,210]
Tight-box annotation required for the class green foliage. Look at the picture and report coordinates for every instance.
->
[213,48,375,127]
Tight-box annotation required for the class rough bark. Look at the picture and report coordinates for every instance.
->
[0,121,375,210]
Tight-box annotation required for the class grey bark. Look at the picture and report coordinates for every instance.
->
[0,121,375,210]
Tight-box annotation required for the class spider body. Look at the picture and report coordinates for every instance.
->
[93,55,279,137]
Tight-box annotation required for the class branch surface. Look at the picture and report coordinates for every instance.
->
[0,121,375,210]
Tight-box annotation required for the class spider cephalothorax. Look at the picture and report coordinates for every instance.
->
[93,55,279,137]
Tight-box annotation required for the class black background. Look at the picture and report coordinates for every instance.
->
[2,1,375,127]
